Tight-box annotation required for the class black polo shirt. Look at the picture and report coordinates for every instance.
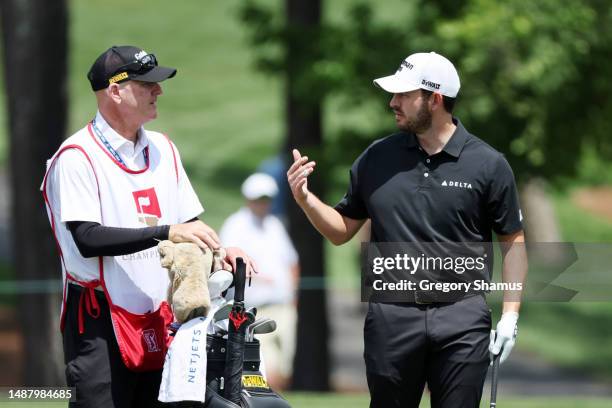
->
[335,118,523,243]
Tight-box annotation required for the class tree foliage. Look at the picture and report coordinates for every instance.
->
[240,0,612,181]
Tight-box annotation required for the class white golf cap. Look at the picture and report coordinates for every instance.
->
[241,173,278,200]
[373,51,460,97]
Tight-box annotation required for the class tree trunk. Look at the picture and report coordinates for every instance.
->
[285,0,329,391]
[1,0,68,385]
[520,178,561,243]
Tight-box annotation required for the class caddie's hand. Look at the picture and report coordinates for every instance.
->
[287,148,316,205]
[168,220,221,250]
[224,246,259,278]
[489,312,519,364]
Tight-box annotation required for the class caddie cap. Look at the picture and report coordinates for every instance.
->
[373,51,460,97]
[87,45,176,91]
[241,173,279,200]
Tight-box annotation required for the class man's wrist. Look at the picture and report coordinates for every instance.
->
[502,301,521,314]
[159,225,171,240]
[500,311,519,323]
[167,224,180,241]
[296,192,312,209]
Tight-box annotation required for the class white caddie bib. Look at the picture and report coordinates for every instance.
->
[43,121,202,314]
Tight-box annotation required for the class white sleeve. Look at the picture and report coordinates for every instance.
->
[52,149,102,223]
[172,142,204,222]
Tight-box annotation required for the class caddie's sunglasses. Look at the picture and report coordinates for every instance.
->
[115,54,158,75]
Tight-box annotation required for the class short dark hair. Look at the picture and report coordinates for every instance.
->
[420,89,456,114]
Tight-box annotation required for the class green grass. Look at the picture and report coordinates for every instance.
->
[2,394,612,408]
[287,393,612,408]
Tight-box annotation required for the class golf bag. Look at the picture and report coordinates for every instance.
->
[173,258,290,408]
[203,334,291,408]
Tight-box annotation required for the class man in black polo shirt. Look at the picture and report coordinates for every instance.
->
[287,51,527,408]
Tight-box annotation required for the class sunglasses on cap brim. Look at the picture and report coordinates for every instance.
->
[108,54,158,84]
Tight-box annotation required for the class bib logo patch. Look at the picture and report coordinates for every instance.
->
[143,329,161,352]
[132,188,161,226]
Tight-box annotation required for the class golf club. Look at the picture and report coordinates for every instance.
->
[213,319,228,336]
[247,306,257,318]
[246,318,271,341]
[208,268,234,299]
[213,301,233,323]
[223,258,253,405]
[244,309,257,337]
[251,319,277,341]
[490,353,500,408]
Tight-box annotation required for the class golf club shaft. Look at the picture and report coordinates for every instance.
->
[490,354,500,408]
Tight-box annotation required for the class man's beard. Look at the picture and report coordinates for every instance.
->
[398,102,432,134]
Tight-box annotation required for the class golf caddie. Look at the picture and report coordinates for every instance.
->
[287,51,528,407]
[42,45,253,407]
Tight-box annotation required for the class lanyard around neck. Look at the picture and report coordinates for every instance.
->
[91,118,149,167]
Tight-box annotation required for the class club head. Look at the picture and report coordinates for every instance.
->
[213,302,233,322]
[253,319,277,336]
[211,296,228,310]
[214,319,228,333]
[214,327,227,337]
[245,310,256,326]
[209,269,234,299]
[247,318,273,341]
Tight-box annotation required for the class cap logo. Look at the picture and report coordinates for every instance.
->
[421,79,440,90]
[108,71,129,84]
[134,50,148,60]
[397,60,414,73]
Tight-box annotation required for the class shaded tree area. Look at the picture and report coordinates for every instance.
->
[1,0,68,385]
[283,0,330,391]
[243,0,330,390]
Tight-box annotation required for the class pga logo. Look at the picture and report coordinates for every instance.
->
[142,329,160,353]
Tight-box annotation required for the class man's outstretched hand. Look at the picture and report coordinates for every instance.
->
[287,149,316,206]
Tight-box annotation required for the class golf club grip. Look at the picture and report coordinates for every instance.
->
[234,257,246,302]
[490,354,500,408]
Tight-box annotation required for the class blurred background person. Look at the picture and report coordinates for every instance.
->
[257,155,289,221]
[220,172,299,390]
